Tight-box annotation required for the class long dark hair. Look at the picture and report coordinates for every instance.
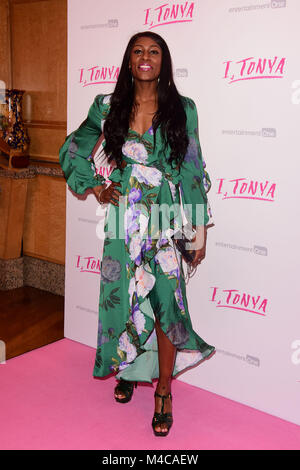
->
[103,31,189,170]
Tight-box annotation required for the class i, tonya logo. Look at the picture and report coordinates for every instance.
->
[144,1,195,29]
[76,255,100,274]
[79,66,119,87]
[210,287,268,317]
[216,178,276,202]
[223,56,286,84]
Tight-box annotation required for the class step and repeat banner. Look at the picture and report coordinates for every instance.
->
[65,0,300,426]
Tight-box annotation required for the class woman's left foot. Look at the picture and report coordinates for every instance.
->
[152,386,173,436]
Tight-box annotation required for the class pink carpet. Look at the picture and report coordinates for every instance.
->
[1,338,299,450]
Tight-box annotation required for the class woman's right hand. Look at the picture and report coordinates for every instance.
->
[92,182,122,206]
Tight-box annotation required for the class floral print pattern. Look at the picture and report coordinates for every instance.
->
[118,331,137,363]
[59,93,215,383]
[101,256,121,284]
[131,163,162,187]
[122,140,148,164]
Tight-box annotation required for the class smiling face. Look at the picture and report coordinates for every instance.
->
[129,36,162,83]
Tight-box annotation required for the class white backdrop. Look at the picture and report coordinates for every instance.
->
[65,0,300,426]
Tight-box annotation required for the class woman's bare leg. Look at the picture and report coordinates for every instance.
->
[154,316,176,433]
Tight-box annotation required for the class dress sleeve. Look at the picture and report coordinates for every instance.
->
[179,97,213,227]
[59,94,106,195]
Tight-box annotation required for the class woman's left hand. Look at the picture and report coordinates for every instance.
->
[190,225,207,268]
[191,247,206,268]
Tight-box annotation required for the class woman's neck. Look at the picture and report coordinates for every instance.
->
[133,80,158,104]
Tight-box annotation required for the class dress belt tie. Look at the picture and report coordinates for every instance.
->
[113,159,183,185]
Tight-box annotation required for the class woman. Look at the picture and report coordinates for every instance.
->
[59,31,215,437]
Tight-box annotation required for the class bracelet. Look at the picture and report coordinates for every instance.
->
[97,185,106,204]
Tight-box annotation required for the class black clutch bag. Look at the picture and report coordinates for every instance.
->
[172,223,196,265]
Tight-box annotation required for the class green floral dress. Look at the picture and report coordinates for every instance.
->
[59,93,215,383]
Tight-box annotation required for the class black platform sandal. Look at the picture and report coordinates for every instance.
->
[114,379,137,404]
[152,391,173,437]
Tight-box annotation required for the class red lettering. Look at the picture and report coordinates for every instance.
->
[210,287,218,302]
[88,66,98,81]
[237,57,254,76]
[247,62,255,75]
[240,182,248,194]
[266,183,276,199]
[100,68,107,80]
[144,8,151,25]
[170,4,179,18]
[186,2,194,18]
[252,295,261,310]
[216,178,225,194]
[180,1,188,17]
[223,61,232,78]
[259,299,268,313]
[241,294,250,308]
[109,66,116,80]
[229,178,246,194]
[85,256,93,269]
[114,67,120,80]
[260,181,269,196]
[248,181,258,195]
[224,289,238,304]
[256,59,266,74]
[95,69,100,81]
[164,7,170,20]
[275,57,285,75]
[268,56,277,74]
[155,3,168,22]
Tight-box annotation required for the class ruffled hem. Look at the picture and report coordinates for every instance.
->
[93,265,216,382]
[115,343,216,384]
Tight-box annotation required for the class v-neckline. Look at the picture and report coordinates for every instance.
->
[129,125,153,138]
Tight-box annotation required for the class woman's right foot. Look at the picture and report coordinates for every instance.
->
[114,379,137,403]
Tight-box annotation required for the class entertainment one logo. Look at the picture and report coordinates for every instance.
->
[215,242,268,256]
[176,68,188,78]
[222,128,276,137]
[216,177,276,202]
[79,66,119,87]
[223,56,286,84]
[76,255,101,275]
[80,19,118,29]
[76,305,98,316]
[217,348,260,367]
[228,0,286,13]
[143,1,195,29]
[210,287,268,317]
